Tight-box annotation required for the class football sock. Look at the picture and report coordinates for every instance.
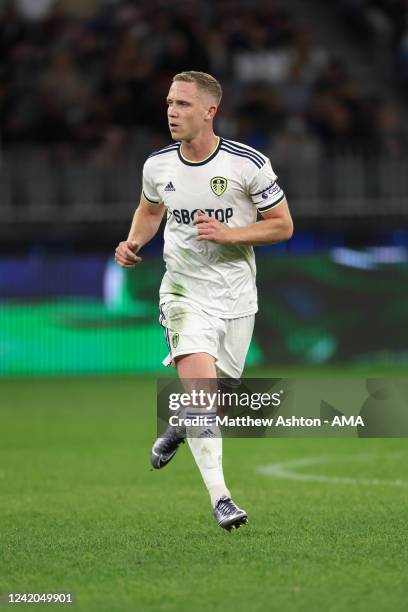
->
[186,417,230,507]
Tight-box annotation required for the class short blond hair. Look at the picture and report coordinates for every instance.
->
[172,71,222,105]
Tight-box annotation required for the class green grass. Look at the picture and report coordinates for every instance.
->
[1,375,407,611]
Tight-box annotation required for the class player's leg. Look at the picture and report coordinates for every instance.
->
[175,352,231,504]
[151,301,218,470]
[174,352,216,378]
[176,352,247,530]
[209,315,255,529]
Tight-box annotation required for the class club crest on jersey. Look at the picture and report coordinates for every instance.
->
[172,333,179,348]
[210,176,227,196]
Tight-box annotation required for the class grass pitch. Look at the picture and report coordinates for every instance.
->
[1,374,407,612]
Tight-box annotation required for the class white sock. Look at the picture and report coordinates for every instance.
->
[187,426,230,507]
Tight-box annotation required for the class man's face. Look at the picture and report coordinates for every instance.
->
[166,81,214,142]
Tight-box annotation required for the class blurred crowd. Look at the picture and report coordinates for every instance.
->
[337,0,408,91]
[1,0,407,167]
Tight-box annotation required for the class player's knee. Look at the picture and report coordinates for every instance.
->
[175,352,216,378]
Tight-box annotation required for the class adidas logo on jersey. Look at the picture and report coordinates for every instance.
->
[164,181,176,192]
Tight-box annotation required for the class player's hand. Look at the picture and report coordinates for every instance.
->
[193,212,232,244]
[114,240,142,267]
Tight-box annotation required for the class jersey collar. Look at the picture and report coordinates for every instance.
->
[177,137,221,166]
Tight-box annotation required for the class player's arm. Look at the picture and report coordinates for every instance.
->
[115,193,165,267]
[229,198,293,245]
[194,199,293,246]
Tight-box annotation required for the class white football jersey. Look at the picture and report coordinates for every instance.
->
[142,137,285,318]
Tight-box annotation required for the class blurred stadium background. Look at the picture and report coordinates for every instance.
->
[2,4,407,611]
[1,0,408,376]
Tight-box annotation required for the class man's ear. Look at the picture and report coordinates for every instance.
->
[206,104,217,120]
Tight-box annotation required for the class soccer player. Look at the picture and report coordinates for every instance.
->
[115,71,293,530]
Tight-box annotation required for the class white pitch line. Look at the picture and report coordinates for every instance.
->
[256,456,408,487]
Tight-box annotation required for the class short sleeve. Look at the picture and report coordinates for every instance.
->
[247,159,286,212]
[142,160,161,204]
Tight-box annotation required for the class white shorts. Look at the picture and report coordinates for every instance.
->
[159,300,255,379]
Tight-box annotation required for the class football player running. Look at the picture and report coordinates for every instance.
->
[115,71,293,531]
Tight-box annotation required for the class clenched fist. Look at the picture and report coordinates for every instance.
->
[193,211,232,244]
[114,240,142,267]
